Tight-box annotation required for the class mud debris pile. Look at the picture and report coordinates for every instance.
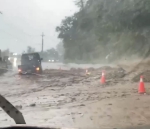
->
[127,60,150,82]
[132,70,150,82]
[106,67,126,79]
[42,66,126,87]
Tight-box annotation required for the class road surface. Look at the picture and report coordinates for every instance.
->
[0,62,150,129]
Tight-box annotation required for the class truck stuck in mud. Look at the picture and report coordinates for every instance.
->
[18,53,43,75]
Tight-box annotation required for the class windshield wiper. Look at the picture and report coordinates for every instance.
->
[0,95,26,124]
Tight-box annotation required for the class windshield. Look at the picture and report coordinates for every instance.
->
[22,54,40,61]
[0,0,149,129]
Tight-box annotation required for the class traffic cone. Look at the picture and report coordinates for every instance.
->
[85,69,90,75]
[85,69,88,75]
[138,76,145,94]
[100,71,106,84]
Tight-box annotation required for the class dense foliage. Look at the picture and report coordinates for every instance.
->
[40,48,59,61]
[56,0,150,63]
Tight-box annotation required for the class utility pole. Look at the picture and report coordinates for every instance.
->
[41,32,45,52]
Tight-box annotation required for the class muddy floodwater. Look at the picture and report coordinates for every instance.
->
[0,62,150,129]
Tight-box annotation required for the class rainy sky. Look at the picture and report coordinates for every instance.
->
[0,0,78,53]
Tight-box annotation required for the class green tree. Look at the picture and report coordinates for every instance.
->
[2,49,9,57]
[27,46,35,53]
[56,0,150,63]
[75,0,86,10]
[56,42,64,56]
[47,48,59,59]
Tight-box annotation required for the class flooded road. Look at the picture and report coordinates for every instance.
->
[0,62,150,129]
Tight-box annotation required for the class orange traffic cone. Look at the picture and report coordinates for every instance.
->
[100,71,106,84]
[138,76,145,94]
[85,69,88,75]
[85,69,91,75]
